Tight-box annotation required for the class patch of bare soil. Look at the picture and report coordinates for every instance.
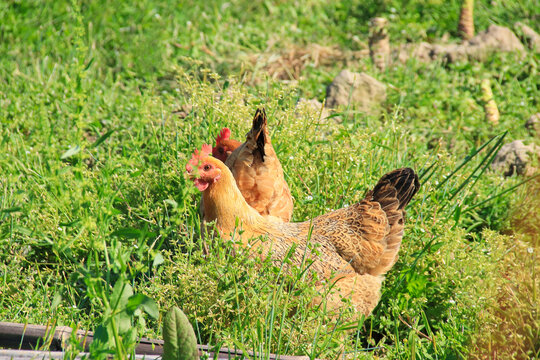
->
[396,25,526,64]
[247,43,368,83]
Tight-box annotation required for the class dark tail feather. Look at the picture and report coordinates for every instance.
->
[251,108,267,162]
[371,168,420,210]
[366,168,419,276]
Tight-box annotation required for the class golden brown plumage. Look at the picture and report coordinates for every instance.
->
[223,108,293,222]
[187,147,419,316]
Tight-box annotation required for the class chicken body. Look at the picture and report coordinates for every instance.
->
[219,108,293,222]
[188,151,419,316]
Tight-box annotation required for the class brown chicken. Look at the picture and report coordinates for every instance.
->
[212,128,242,163]
[213,108,293,222]
[186,145,420,316]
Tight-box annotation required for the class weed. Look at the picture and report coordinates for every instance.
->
[1,1,538,359]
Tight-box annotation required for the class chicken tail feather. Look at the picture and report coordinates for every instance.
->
[371,167,420,210]
[367,167,420,275]
[250,108,267,162]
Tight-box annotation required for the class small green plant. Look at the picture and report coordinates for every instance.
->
[163,307,199,360]
[86,275,159,359]
[1,1,538,359]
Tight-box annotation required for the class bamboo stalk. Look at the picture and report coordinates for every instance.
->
[458,0,475,40]
[481,79,500,126]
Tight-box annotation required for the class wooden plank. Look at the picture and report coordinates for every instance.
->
[0,350,160,360]
[0,322,74,351]
[0,322,312,360]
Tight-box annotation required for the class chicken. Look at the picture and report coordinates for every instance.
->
[186,145,420,316]
[211,128,242,163]
[212,108,293,222]
[223,108,293,222]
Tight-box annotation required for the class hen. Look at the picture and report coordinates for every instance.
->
[212,108,293,222]
[186,145,419,316]
[211,128,242,163]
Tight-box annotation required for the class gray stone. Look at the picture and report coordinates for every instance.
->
[394,42,435,63]
[491,140,540,176]
[325,70,386,113]
[465,25,525,60]
[433,43,469,62]
[515,22,540,52]
[443,25,525,62]
[396,25,526,64]
[295,98,332,120]
[525,113,540,138]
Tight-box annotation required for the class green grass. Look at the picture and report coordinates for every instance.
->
[1,0,539,359]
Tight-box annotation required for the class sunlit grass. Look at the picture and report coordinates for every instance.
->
[0,1,538,359]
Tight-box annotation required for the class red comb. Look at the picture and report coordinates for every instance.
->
[201,144,212,155]
[216,128,231,145]
[187,144,213,172]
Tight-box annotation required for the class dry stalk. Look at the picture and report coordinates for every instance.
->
[458,0,475,40]
[369,17,390,71]
[481,79,500,126]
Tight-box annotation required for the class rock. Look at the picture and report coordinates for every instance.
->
[325,70,386,113]
[394,42,435,63]
[433,43,469,63]
[525,113,540,138]
[394,42,466,63]
[465,25,525,60]
[491,140,540,177]
[295,98,332,120]
[441,25,525,62]
[514,22,540,52]
[396,25,526,64]
[409,42,436,62]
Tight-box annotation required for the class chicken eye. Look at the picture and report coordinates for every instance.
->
[203,165,211,171]
[218,147,224,154]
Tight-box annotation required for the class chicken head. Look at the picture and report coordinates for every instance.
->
[212,128,242,162]
[186,144,223,191]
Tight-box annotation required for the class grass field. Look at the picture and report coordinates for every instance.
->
[1,0,539,359]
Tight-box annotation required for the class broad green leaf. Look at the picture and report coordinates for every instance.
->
[163,306,198,360]
[60,145,81,160]
[93,324,110,345]
[116,310,132,334]
[126,293,159,319]
[110,280,133,310]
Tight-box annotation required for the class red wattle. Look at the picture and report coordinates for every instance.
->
[194,179,209,191]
